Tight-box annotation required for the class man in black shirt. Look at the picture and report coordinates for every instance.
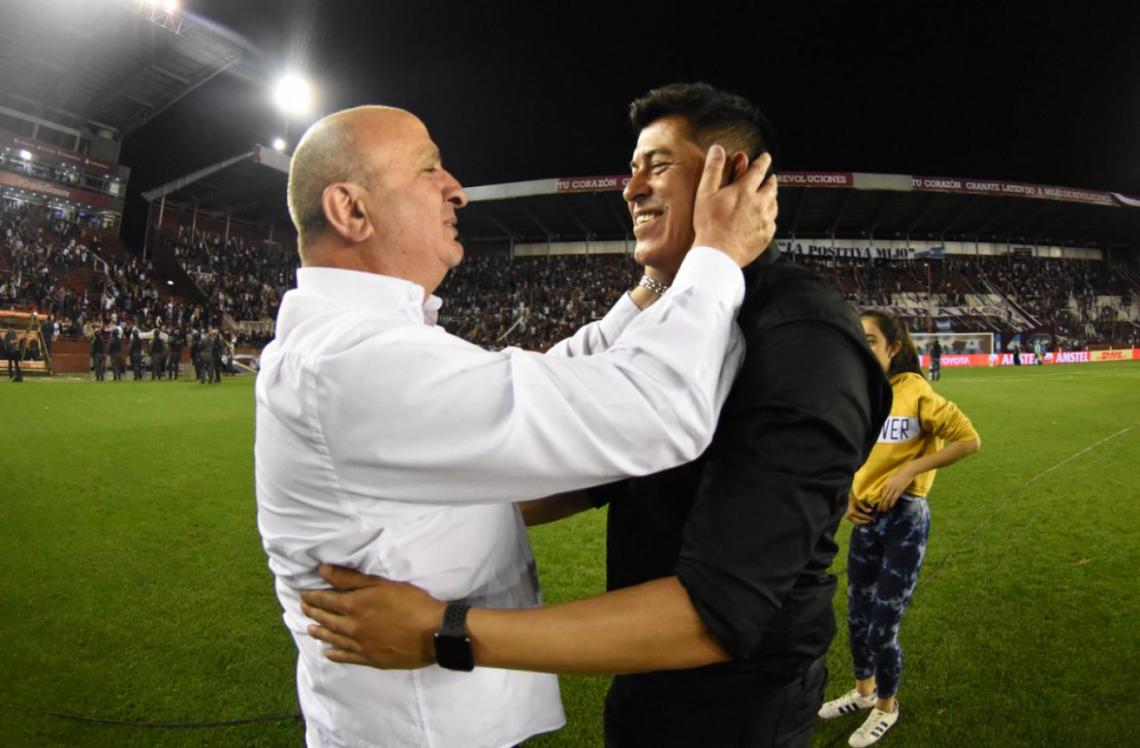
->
[299,84,890,747]
[129,328,144,380]
[40,314,55,358]
[592,244,889,745]
[4,330,23,382]
[109,327,124,381]
[168,327,185,379]
[149,326,166,380]
[210,329,224,383]
[189,328,203,381]
[90,325,106,381]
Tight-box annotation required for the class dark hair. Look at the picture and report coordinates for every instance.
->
[628,82,777,166]
[860,309,923,378]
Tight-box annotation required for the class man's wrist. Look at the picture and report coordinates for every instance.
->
[628,285,659,310]
[423,599,447,664]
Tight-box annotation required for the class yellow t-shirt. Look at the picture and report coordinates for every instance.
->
[852,372,978,505]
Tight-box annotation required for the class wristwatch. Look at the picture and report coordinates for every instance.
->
[433,602,474,671]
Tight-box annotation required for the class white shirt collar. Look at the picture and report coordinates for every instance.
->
[295,266,442,326]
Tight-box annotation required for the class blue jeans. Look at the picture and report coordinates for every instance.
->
[847,497,930,698]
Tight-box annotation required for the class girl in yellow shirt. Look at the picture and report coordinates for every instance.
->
[819,310,980,747]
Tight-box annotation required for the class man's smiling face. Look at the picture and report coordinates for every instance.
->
[623,114,707,276]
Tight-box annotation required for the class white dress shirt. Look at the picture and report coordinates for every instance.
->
[255,246,745,748]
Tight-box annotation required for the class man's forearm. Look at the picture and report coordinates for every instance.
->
[466,576,729,675]
[517,490,594,526]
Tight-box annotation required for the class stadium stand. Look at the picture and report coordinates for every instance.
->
[0,0,245,374]
[6,171,1140,374]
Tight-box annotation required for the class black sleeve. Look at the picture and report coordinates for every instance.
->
[675,320,877,660]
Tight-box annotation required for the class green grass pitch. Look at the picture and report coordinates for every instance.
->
[2,362,1138,747]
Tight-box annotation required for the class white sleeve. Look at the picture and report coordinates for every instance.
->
[545,291,641,358]
[264,247,745,505]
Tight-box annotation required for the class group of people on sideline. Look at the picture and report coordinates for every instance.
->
[87,322,233,383]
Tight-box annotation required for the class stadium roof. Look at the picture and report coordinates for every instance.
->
[0,0,243,138]
[141,152,1140,251]
[142,144,291,230]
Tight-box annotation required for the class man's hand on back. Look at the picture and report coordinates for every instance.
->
[301,565,444,669]
[692,147,778,268]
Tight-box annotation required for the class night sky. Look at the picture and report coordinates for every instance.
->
[119,1,1140,245]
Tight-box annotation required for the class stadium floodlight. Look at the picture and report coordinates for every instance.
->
[272,137,287,151]
[18,149,32,161]
[163,0,179,12]
[273,74,314,118]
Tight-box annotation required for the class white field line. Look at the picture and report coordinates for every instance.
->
[900,421,1137,588]
[1025,424,1136,486]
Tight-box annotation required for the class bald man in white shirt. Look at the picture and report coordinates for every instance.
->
[254,105,777,748]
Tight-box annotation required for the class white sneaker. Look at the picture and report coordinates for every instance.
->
[818,688,877,719]
[848,702,899,747]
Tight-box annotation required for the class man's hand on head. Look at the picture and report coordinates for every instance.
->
[300,565,445,669]
[692,147,778,268]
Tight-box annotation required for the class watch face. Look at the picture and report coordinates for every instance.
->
[434,633,475,672]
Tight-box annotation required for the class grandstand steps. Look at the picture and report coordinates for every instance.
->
[146,234,210,308]
[978,277,1039,331]
[1114,263,1140,295]
[63,266,96,296]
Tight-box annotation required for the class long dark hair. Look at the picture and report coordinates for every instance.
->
[861,310,923,378]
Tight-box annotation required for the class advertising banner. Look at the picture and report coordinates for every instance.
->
[861,305,1006,319]
[919,349,1139,368]
[777,240,942,261]
[554,171,854,193]
[1089,349,1137,362]
[555,175,630,193]
[911,176,1117,208]
[775,171,854,188]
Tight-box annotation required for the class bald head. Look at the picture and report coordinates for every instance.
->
[288,106,416,255]
[285,105,468,293]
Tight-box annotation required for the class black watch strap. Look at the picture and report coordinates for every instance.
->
[440,602,470,637]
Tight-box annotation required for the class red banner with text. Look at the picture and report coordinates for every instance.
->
[920,349,1138,368]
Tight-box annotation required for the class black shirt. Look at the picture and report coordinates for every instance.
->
[592,251,891,727]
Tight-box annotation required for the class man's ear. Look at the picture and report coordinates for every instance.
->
[320,183,375,243]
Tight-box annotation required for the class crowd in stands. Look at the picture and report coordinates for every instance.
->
[0,202,236,363]
[439,252,1138,351]
[1,204,98,325]
[166,226,294,332]
[436,254,630,350]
